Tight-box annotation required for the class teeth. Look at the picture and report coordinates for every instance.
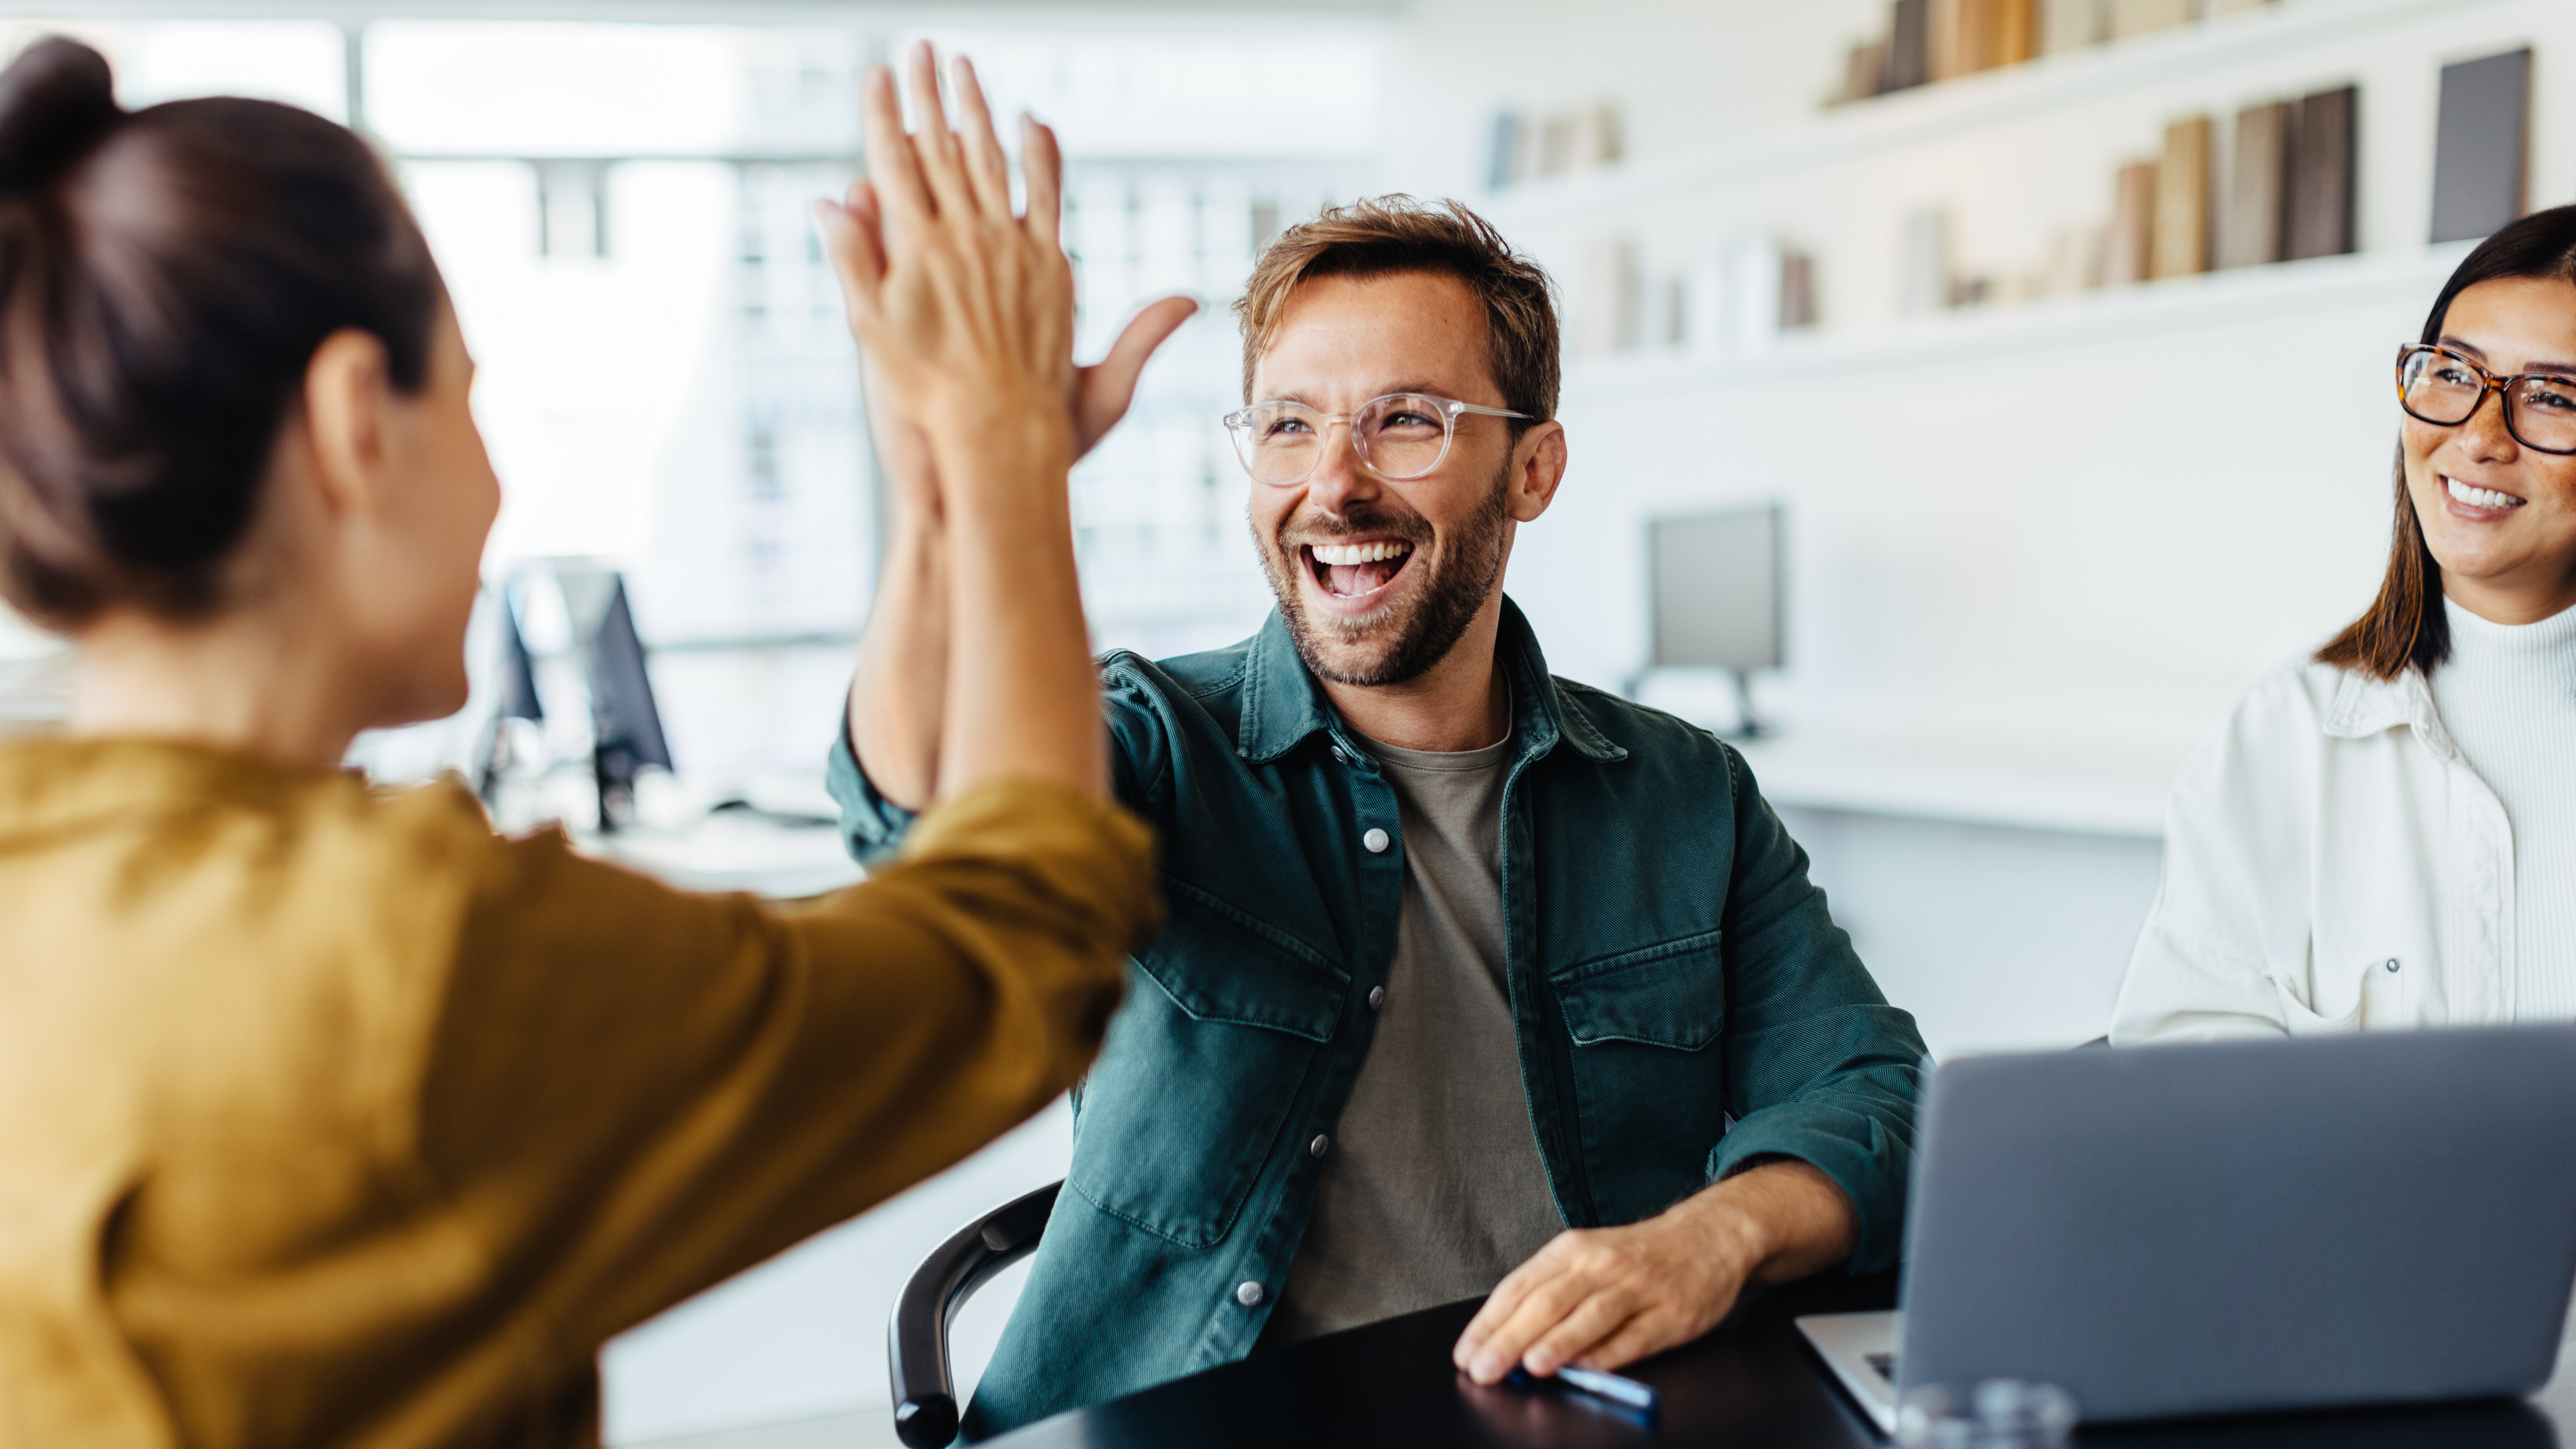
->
[2446,476,2525,510]
[1309,541,1413,566]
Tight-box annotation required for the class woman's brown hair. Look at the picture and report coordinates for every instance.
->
[0,36,441,629]
[2318,204,2576,679]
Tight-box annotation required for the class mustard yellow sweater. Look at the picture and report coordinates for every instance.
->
[0,738,1156,1449]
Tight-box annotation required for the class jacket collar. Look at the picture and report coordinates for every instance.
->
[2323,665,2459,761]
[1236,596,1628,767]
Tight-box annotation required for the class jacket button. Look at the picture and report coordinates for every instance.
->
[1236,1281,1265,1307]
[1363,827,1391,854]
[1368,986,1385,1010]
[1310,1134,1330,1158]
[1331,744,1352,765]
[2385,958,2401,972]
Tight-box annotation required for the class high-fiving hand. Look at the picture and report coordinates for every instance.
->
[815,46,1196,519]
[814,47,1076,453]
[815,44,1129,801]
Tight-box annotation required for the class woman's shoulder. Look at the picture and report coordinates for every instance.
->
[2170,657,2413,810]
[2214,658,2352,740]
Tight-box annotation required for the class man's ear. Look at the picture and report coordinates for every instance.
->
[300,328,394,520]
[1506,420,1568,523]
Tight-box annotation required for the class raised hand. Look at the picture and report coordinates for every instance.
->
[814,48,1073,452]
[821,43,1109,801]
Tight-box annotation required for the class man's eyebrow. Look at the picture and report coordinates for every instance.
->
[1251,381,1455,407]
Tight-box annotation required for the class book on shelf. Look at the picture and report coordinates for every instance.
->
[1888,0,1931,90]
[2285,85,2358,261]
[1928,0,1964,82]
[1932,0,2037,79]
[1900,209,1953,314]
[1577,238,1643,355]
[1575,105,1624,169]
[2041,0,2101,53]
[1841,37,1894,103]
[2108,0,2191,40]
[2430,47,2531,244]
[2104,160,2157,286]
[1486,111,1526,190]
[2151,115,2212,279]
[1781,250,1819,331]
[1536,114,1578,178]
[1990,0,2038,68]
[2219,100,2291,269]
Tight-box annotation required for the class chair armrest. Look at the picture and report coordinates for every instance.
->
[888,1180,1061,1448]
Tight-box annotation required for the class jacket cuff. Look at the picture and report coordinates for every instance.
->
[1707,1086,1918,1274]
[826,709,920,868]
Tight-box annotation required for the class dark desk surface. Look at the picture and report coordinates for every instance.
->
[987,1271,2562,1449]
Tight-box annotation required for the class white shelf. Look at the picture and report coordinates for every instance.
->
[1726,728,2179,839]
[1479,0,2480,226]
[1561,237,2473,397]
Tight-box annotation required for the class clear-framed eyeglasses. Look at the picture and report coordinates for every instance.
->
[1220,392,1532,487]
[2396,343,2576,455]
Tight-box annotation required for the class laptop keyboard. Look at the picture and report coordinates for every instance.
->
[1866,1353,1898,1384]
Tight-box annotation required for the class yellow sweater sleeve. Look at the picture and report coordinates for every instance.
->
[411,777,1157,1364]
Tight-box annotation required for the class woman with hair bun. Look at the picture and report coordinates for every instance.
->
[0,36,1160,1447]
[2113,207,2576,1042]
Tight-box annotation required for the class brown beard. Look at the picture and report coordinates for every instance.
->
[1255,463,1512,688]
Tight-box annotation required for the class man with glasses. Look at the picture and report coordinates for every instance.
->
[831,194,1925,1436]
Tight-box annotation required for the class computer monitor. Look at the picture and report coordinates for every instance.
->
[552,566,673,833]
[1646,503,1783,735]
[471,586,545,805]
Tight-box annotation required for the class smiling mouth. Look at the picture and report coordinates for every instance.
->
[1303,540,1416,598]
[2446,475,2528,511]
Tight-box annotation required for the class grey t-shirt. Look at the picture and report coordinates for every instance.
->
[1258,726,1565,1347]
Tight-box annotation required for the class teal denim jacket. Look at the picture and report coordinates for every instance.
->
[828,599,1926,1438]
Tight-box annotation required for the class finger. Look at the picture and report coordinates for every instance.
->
[809,198,884,322]
[949,55,1013,217]
[1477,1271,1615,1382]
[1456,1251,1555,1366]
[1020,114,1063,250]
[1568,1310,1680,1375]
[1521,1291,1642,1378]
[860,66,932,233]
[1072,295,1198,456]
[1462,1264,1598,1382]
[904,40,975,220]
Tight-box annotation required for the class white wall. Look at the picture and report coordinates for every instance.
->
[1382,0,1886,200]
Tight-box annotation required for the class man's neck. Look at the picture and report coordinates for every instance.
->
[1317,593,1511,754]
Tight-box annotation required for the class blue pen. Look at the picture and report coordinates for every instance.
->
[1505,1365,1662,1417]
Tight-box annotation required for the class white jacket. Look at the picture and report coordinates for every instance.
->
[2110,660,2519,1041]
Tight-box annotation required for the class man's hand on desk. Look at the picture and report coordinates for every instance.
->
[1452,1159,1860,1385]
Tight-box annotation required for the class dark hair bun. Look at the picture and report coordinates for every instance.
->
[0,38,122,197]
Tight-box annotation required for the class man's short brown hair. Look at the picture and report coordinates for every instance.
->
[1232,195,1559,432]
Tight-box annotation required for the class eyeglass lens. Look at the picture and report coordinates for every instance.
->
[2400,349,2576,453]
[1229,395,1455,484]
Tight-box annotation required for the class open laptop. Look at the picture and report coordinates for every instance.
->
[1800,1026,2576,1430]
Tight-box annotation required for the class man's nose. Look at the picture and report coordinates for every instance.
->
[1300,420,1382,517]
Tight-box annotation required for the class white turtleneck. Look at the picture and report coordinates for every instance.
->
[2428,595,2576,1019]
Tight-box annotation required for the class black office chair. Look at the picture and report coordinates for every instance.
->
[888,1180,1062,1448]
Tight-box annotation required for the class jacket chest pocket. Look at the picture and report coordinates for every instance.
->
[1551,931,1731,1214]
[1068,881,1346,1249]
